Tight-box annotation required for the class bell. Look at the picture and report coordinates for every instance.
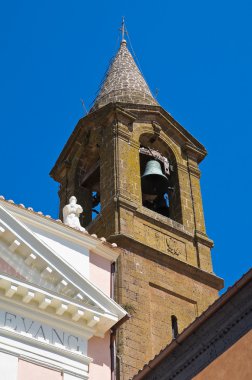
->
[141,160,169,195]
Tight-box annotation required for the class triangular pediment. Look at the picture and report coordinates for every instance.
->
[0,204,126,335]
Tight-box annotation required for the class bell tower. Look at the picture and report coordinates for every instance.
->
[50,32,223,380]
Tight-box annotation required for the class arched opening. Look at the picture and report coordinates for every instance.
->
[139,134,182,224]
[77,162,101,226]
[74,142,101,227]
[140,149,171,217]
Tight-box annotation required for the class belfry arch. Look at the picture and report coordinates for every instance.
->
[138,132,183,224]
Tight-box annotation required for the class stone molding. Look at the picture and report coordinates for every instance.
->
[108,233,223,291]
[195,230,214,248]
[50,101,208,182]
[182,142,206,164]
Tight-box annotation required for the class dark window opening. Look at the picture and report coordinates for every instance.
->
[92,191,100,220]
[171,315,178,339]
[140,149,172,218]
[78,161,101,225]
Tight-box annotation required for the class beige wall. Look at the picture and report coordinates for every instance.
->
[193,329,252,380]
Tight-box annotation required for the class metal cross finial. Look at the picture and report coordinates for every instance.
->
[120,17,126,43]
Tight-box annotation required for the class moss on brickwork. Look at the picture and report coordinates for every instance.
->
[51,102,223,379]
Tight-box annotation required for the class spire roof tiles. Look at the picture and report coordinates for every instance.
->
[91,40,158,111]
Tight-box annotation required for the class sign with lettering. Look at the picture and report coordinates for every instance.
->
[0,310,87,354]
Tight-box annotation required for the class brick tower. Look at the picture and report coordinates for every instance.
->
[50,35,223,379]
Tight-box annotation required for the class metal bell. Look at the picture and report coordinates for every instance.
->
[141,160,169,195]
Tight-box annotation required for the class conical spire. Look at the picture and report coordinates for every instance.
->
[91,39,158,112]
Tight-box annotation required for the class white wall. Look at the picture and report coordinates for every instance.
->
[34,230,89,279]
[0,351,18,380]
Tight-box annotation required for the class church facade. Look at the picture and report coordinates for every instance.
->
[0,197,127,380]
[50,36,224,379]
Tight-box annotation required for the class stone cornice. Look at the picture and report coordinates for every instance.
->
[109,197,215,250]
[114,105,137,122]
[112,103,207,157]
[50,101,208,182]
[114,197,194,241]
[107,233,223,291]
[195,230,214,248]
[182,142,206,163]
[0,274,104,337]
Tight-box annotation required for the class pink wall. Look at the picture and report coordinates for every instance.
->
[88,332,111,380]
[18,360,62,380]
[89,252,111,297]
[89,253,112,379]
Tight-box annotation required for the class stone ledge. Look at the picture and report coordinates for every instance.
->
[108,233,224,291]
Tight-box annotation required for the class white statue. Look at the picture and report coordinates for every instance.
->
[63,196,86,232]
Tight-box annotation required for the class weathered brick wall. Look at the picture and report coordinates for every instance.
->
[114,246,220,380]
[86,105,222,379]
[52,104,223,380]
[139,275,252,380]
[88,108,215,273]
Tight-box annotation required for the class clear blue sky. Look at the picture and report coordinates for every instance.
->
[0,1,251,292]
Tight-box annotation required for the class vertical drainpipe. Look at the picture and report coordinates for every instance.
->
[110,258,130,380]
